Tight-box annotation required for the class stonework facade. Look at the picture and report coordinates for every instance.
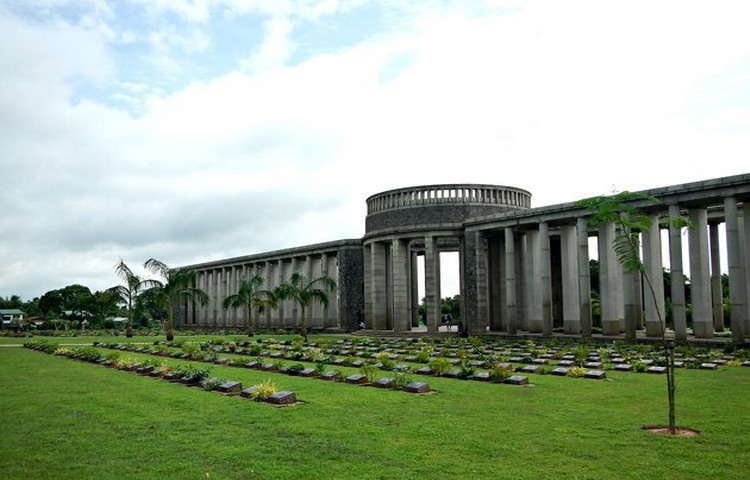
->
[179,174,750,340]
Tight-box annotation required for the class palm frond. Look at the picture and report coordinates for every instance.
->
[144,258,170,279]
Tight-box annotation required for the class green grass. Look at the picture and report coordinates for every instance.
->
[1,344,749,479]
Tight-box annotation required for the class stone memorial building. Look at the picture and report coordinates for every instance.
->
[179,173,750,341]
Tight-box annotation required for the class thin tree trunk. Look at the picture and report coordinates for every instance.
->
[126,295,133,338]
[247,302,254,337]
[166,305,175,342]
[641,267,676,434]
[299,304,308,342]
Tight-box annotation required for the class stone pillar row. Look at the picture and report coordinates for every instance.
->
[475,198,750,341]
[190,253,336,330]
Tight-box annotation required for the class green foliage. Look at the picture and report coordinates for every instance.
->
[392,372,413,389]
[429,357,451,376]
[376,352,395,370]
[489,364,514,382]
[200,377,225,391]
[251,380,279,400]
[174,364,212,382]
[568,367,587,378]
[314,362,327,375]
[360,364,379,383]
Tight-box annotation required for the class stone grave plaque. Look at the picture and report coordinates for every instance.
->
[504,375,529,385]
[519,365,540,374]
[217,381,242,393]
[550,367,569,376]
[700,363,717,370]
[300,368,316,377]
[416,367,433,375]
[647,366,666,374]
[471,372,490,381]
[614,364,632,371]
[404,382,430,393]
[584,362,602,368]
[321,371,340,381]
[345,374,367,384]
[268,391,296,405]
[584,370,606,380]
[373,378,394,389]
[557,360,575,367]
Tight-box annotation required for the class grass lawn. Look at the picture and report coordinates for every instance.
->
[1,341,749,480]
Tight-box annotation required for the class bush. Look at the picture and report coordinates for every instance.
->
[392,372,413,389]
[489,364,513,382]
[175,364,212,382]
[314,362,327,376]
[201,377,225,391]
[633,361,647,373]
[568,367,587,378]
[251,380,279,400]
[360,364,379,383]
[287,364,305,375]
[429,358,451,376]
[376,352,395,370]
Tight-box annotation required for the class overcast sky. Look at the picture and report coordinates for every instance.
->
[1,0,749,301]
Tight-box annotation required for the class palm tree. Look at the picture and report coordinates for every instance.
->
[275,273,336,341]
[108,260,145,338]
[222,273,277,336]
[142,258,208,342]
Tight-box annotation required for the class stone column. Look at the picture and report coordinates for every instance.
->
[642,215,666,337]
[410,249,419,328]
[527,230,542,333]
[321,253,331,328]
[263,263,272,328]
[724,197,746,342]
[371,242,388,330]
[424,236,442,333]
[561,224,581,334]
[599,222,624,335]
[622,261,641,342]
[576,218,592,338]
[521,233,532,332]
[539,222,553,336]
[688,208,713,338]
[475,232,490,333]
[391,239,410,331]
[743,203,750,334]
[276,260,286,328]
[514,233,525,333]
[504,228,518,334]
[668,205,688,341]
[709,222,725,331]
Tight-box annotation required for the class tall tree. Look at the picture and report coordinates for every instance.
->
[222,273,277,336]
[275,273,336,342]
[142,258,208,341]
[107,260,145,337]
[578,191,690,435]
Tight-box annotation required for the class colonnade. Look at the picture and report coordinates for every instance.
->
[363,235,462,333]
[178,239,367,331]
[471,200,750,341]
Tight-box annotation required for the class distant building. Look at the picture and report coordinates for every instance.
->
[1,309,25,327]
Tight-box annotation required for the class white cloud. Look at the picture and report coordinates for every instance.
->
[2,1,750,299]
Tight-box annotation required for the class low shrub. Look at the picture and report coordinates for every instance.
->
[489,364,513,382]
[568,367,587,378]
[392,372,413,389]
[201,377,225,391]
[251,380,279,400]
[360,364,379,383]
[287,364,305,375]
[314,362,327,376]
[429,358,451,376]
[175,364,213,383]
